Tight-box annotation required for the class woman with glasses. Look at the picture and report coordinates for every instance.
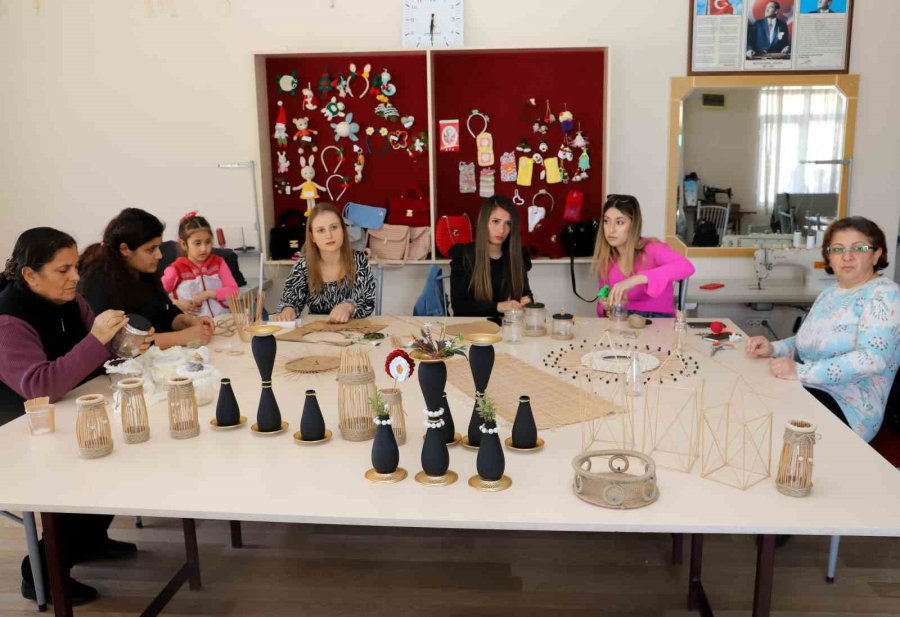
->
[592,194,695,318]
[746,217,900,441]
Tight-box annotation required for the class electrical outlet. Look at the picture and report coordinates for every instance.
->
[745,318,765,328]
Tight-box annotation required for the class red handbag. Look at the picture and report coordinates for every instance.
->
[436,214,473,257]
[562,189,584,223]
[386,186,430,227]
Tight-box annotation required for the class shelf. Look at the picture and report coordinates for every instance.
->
[265,257,594,267]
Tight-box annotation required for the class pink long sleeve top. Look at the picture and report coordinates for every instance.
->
[596,239,696,317]
[161,254,239,318]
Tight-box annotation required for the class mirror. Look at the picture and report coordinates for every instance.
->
[666,74,858,256]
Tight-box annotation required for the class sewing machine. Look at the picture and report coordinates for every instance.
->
[752,247,821,291]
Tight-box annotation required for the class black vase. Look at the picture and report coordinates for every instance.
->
[256,384,282,432]
[251,334,277,381]
[421,422,450,477]
[511,395,538,449]
[215,378,240,426]
[468,344,495,393]
[467,397,483,448]
[417,361,447,413]
[476,421,505,481]
[299,389,326,441]
[372,422,400,474]
[440,391,457,444]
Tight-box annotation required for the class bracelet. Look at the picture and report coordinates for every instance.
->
[466,109,489,139]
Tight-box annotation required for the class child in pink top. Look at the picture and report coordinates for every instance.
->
[162,212,239,318]
[592,195,695,318]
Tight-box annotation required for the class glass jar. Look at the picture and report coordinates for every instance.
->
[502,308,524,344]
[672,310,687,355]
[110,313,151,358]
[607,301,628,322]
[551,312,575,340]
[523,302,547,337]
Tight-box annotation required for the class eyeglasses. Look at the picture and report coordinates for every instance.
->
[825,245,875,256]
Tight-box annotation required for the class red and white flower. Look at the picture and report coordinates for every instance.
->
[385,349,415,382]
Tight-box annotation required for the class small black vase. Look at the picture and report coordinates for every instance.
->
[417,361,447,413]
[421,423,450,477]
[440,391,457,444]
[511,395,538,449]
[215,378,240,426]
[299,389,326,441]
[251,334,277,381]
[256,384,282,432]
[468,344,495,393]
[372,422,400,474]
[476,420,505,481]
[466,395,483,447]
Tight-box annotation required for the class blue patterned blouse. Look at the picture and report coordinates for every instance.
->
[771,276,900,442]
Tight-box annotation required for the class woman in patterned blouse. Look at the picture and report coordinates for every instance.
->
[274,203,376,323]
[746,217,900,441]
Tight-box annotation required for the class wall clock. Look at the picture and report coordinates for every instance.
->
[402,0,464,48]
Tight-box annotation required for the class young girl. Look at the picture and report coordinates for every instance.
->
[592,195,695,318]
[161,212,239,318]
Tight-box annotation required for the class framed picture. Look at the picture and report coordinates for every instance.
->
[689,0,854,75]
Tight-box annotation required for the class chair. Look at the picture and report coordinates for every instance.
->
[413,266,449,317]
[677,278,690,313]
[696,205,730,246]
[1,510,46,611]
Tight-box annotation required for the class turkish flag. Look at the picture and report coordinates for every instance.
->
[710,0,734,15]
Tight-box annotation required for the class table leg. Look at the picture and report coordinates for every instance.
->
[688,534,714,617]
[230,520,243,549]
[183,518,202,590]
[752,534,776,617]
[40,513,72,617]
[23,512,48,611]
[671,533,684,565]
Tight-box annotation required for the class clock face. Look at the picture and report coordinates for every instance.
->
[402,0,464,48]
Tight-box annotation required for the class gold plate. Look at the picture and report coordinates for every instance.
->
[460,435,480,450]
[209,416,247,431]
[445,321,501,337]
[468,474,513,492]
[285,356,341,374]
[409,351,462,363]
[414,470,459,487]
[250,421,289,436]
[246,324,282,337]
[365,467,408,484]
[504,436,545,452]
[292,429,333,445]
[464,333,503,346]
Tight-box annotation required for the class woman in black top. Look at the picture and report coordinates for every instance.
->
[78,208,214,349]
[449,196,533,319]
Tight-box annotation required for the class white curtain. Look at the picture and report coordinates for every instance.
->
[757,87,847,213]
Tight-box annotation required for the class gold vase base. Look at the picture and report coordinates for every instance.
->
[461,436,480,450]
[504,436,545,452]
[209,416,247,431]
[365,467,408,484]
[293,429,333,445]
[250,421,289,436]
[468,474,513,492]
[414,470,459,487]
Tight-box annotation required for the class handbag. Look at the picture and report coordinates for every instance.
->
[368,224,410,261]
[386,186,430,227]
[269,208,307,260]
[344,221,368,252]
[435,214,473,258]
[562,219,600,302]
[343,202,387,230]
[407,227,432,261]
[562,189,584,223]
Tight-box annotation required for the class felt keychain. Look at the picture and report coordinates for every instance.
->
[439,119,460,152]
[374,102,400,122]
[275,178,292,195]
[302,83,317,111]
[544,157,562,184]
[276,151,290,175]
[320,96,346,121]
[371,68,397,103]
[401,116,415,129]
[499,151,517,182]
[538,141,549,153]
[331,113,360,142]
[512,189,525,206]
[517,156,534,186]
[389,130,409,150]
[325,174,349,202]
[532,118,548,134]
[459,162,476,193]
[352,145,365,183]
[291,116,318,145]
[320,145,344,175]
[570,125,589,149]
[276,71,299,96]
[527,190,553,232]
[559,104,575,133]
[557,144,574,161]
[331,73,350,98]
[273,101,288,147]
[479,169,496,198]
[515,138,532,153]
[578,148,591,171]
[407,132,428,162]
[544,100,556,125]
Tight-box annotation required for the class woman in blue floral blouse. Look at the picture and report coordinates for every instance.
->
[746,217,900,442]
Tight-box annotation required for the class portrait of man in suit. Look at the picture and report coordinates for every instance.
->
[807,0,835,13]
[746,1,791,58]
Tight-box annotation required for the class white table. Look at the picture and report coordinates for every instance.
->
[1,317,898,617]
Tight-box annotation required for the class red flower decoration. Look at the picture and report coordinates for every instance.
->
[385,349,415,382]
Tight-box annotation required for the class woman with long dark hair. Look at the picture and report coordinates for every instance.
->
[78,208,213,349]
[449,196,533,319]
[591,194,694,318]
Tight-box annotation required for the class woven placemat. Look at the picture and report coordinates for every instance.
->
[445,353,597,430]
[277,318,387,343]
[284,356,341,374]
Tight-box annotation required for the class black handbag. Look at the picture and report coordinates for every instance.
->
[562,219,600,302]
[269,209,307,260]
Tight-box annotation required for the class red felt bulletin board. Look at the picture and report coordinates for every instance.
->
[431,48,606,258]
[265,52,430,222]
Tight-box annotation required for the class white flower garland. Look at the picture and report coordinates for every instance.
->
[425,419,446,429]
[423,407,445,418]
[373,416,393,426]
[479,423,499,435]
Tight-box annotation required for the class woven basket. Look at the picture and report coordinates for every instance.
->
[167,377,200,439]
[572,450,659,509]
[75,394,114,459]
[337,347,376,441]
[118,377,150,444]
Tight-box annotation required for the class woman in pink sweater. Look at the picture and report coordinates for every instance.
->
[592,195,695,318]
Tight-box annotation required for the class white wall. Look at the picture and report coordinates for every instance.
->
[1,0,896,314]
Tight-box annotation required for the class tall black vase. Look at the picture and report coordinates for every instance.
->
[417,361,447,413]
[476,421,505,481]
[467,395,483,447]
[440,391,457,444]
[251,334,277,381]
[511,395,538,449]
[372,422,400,474]
[421,422,450,476]
[299,389,326,440]
[468,344,495,393]
[256,384,283,432]
[215,378,240,426]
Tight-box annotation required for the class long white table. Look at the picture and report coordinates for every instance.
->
[1,317,898,616]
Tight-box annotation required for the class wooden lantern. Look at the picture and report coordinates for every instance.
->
[167,377,200,439]
[75,394,114,459]
[337,347,376,441]
[776,419,819,497]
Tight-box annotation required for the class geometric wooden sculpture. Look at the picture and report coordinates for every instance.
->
[641,378,705,473]
[579,370,635,452]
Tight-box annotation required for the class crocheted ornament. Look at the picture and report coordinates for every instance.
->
[277,71,299,96]
[273,101,288,146]
[499,151,517,182]
[559,107,575,133]
[317,68,333,100]
[331,113,360,142]
[479,168,495,198]
[459,162,476,194]
[385,349,415,382]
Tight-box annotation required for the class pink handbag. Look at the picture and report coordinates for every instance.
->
[407,227,432,261]
[367,224,410,261]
